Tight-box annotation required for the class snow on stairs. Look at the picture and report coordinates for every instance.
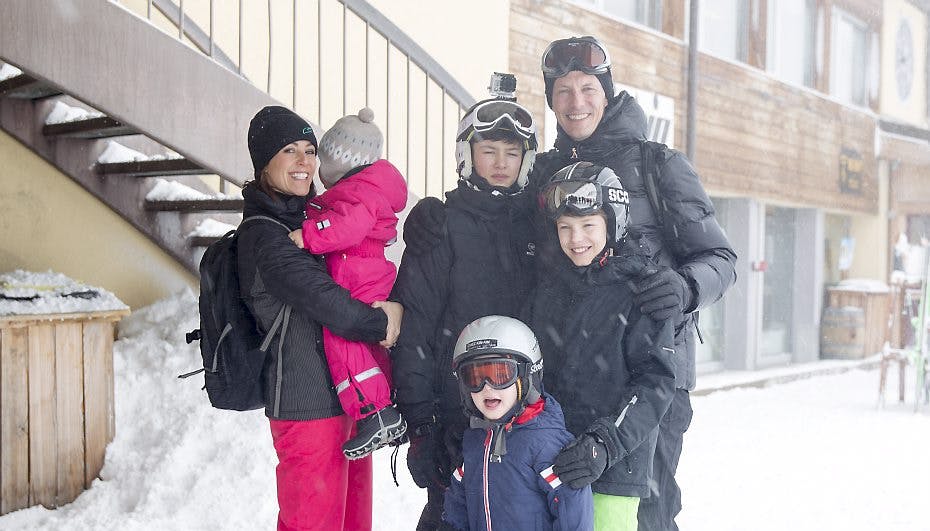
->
[0,65,241,270]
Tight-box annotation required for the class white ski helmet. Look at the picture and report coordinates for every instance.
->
[452,315,544,418]
[454,98,538,191]
[541,161,630,245]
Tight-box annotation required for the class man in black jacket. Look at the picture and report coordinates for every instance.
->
[534,36,737,530]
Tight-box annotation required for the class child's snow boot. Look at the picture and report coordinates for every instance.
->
[342,405,407,459]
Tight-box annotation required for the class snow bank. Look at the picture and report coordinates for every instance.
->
[0,270,128,316]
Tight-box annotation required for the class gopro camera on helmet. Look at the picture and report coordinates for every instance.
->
[488,72,517,100]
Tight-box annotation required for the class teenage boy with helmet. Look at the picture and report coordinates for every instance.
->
[391,92,541,530]
[440,315,594,531]
[525,161,677,530]
[533,36,737,531]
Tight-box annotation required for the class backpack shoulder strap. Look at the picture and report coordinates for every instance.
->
[639,140,667,226]
[240,215,291,233]
[239,215,293,345]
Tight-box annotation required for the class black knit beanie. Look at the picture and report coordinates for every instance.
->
[544,68,615,108]
[248,106,318,179]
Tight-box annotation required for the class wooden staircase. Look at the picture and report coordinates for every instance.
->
[0,0,474,274]
[0,70,243,271]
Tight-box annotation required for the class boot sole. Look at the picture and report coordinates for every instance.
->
[343,421,407,460]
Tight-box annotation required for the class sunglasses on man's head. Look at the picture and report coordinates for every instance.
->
[455,357,520,393]
[541,37,611,78]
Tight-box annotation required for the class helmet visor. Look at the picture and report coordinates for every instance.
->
[542,37,610,78]
[456,358,520,393]
[471,100,535,139]
[542,179,603,217]
[542,179,628,218]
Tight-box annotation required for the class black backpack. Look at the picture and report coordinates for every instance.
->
[181,215,290,411]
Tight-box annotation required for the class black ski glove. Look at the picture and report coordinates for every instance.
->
[406,423,450,490]
[552,434,609,489]
[403,197,446,255]
[632,266,693,321]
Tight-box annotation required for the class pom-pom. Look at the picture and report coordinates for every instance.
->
[357,107,375,123]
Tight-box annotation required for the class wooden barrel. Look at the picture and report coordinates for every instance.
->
[820,306,866,359]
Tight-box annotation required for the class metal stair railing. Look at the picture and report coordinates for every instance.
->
[133,0,476,199]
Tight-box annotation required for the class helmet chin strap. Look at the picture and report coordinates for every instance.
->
[463,172,523,195]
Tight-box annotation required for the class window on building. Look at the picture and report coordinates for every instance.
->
[831,9,869,106]
[767,0,816,87]
[574,0,662,31]
[699,0,749,62]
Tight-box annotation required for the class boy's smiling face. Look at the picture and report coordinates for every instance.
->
[471,383,518,421]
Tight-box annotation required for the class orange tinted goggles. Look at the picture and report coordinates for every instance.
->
[456,358,520,393]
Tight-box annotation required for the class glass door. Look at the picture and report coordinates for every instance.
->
[761,206,796,358]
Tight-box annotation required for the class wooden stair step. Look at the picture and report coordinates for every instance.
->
[43,116,136,139]
[188,234,223,247]
[96,158,204,177]
[146,198,244,212]
[0,74,62,99]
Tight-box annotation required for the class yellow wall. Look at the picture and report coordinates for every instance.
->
[880,0,928,127]
[0,131,196,309]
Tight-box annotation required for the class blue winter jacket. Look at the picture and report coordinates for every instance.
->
[441,394,594,531]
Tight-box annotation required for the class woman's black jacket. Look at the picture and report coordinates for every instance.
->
[237,183,387,420]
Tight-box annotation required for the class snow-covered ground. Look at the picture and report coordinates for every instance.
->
[1,291,927,530]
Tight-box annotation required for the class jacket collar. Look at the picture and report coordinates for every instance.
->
[242,182,308,230]
[552,91,649,162]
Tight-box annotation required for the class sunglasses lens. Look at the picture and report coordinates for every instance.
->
[459,359,518,392]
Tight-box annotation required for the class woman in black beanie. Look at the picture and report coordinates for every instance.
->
[238,105,403,530]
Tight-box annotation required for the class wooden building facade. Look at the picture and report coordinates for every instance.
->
[508,0,930,373]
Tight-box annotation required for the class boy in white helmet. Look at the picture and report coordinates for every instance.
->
[441,315,593,531]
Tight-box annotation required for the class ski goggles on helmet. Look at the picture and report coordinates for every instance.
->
[455,357,521,393]
[541,36,611,78]
[467,99,535,140]
[541,178,628,218]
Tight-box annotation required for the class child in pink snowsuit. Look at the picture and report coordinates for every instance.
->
[289,108,408,459]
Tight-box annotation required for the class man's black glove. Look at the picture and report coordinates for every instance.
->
[552,434,609,489]
[406,423,450,490]
[631,266,693,321]
[403,197,446,255]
